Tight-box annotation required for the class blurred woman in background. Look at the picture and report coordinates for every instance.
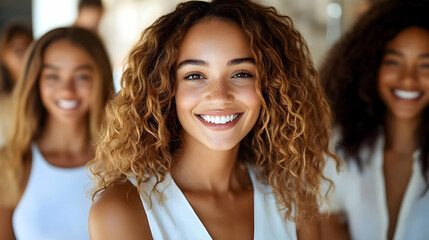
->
[0,22,33,146]
[0,27,114,240]
[320,0,429,239]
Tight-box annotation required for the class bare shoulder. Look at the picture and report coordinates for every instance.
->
[89,181,152,240]
[297,218,321,240]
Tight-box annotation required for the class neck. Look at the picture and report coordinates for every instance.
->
[384,112,421,154]
[37,116,90,154]
[172,133,247,194]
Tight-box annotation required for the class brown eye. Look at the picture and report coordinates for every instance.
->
[233,72,252,78]
[185,73,204,80]
[44,74,59,81]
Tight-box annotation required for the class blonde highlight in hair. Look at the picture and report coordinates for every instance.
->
[89,0,339,223]
[0,27,114,206]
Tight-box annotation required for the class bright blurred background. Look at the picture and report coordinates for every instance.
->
[0,0,373,88]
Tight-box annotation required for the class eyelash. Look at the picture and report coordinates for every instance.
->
[76,75,91,81]
[184,73,205,80]
[233,71,253,78]
[421,63,429,69]
[383,59,400,66]
[183,71,253,80]
[44,74,59,80]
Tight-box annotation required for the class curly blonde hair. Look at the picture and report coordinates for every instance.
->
[89,0,339,223]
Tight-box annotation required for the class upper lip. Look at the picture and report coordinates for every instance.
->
[196,110,242,116]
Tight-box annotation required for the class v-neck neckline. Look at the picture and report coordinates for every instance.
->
[373,135,421,240]
[167,166,258,239]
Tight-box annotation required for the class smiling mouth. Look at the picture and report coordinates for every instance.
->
[393,89,422,100]
[57,100,79,110]
[198,114,240,124]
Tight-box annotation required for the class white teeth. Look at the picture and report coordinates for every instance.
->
[57,100,79,109]
[200,114,239,124]
[393,89,422,100]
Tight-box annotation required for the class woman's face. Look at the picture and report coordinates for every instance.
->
[175,18,261,151]
[378,26,429,121]
[39,39,97,124]
[1,33,32,83]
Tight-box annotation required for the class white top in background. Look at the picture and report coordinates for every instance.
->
[322,134,429,240]
[12,143,92,240]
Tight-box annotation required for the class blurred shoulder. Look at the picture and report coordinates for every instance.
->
[89,181,152,240]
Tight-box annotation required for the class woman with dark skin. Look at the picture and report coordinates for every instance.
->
[319,1,429,239]
[88,0,339,239]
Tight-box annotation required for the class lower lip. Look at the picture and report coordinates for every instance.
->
[197,114,243,130]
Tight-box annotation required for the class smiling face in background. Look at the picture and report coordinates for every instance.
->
[39,39,97,125]
[175,18,262,152]
[378,26,429,121]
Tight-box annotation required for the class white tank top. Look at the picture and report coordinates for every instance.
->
[12,144,92,240]
[136,166,297,240]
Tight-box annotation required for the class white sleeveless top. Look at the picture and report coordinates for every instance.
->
[135,166,297,240]
[12,144,92,240]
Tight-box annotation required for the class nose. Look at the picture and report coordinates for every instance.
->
[205,78,234,105]
[400,65,418,87]
[58,78,76,95]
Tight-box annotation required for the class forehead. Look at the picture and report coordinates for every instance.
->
[177,18,252,62]
[43,39,95,67]
[386,27,429,51]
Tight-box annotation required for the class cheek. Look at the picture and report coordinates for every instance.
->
[77,81,94,101]
[39,81,55,102]
[377,69,393,98]
[239,86,261,112]
[175,85,201,113]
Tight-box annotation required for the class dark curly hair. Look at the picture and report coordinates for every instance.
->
[320,0,429,183]
[89,0,339,223]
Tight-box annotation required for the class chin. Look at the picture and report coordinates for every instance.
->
[204,141,240,152]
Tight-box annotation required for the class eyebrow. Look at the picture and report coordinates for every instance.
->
[177,59,208,69]
[385,50,429,58]
[228,57,255,66]
[177,57,255,70]
[385,50,403,56]
[42,64,94,71]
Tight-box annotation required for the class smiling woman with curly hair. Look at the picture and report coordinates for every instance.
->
[88,0,339,239]
[319,0,429,239]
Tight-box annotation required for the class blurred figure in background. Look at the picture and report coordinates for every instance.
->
[0,27,114,240]
[74,0,104,33]
[0,22,33,146]
[319,0,429,239]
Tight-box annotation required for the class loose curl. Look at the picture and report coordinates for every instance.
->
[89,0,339,223]
[319,0,429,185]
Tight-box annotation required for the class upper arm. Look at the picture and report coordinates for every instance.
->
[320,213,350,240]
[0,206,15,240]
[88,182,152,240]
